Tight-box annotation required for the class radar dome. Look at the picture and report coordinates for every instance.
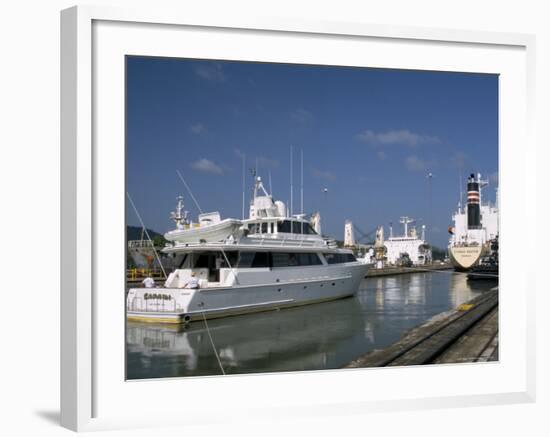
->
[274,200,287,218]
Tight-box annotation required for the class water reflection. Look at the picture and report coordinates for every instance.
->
[448,273,472,307]
[127,272,495,379]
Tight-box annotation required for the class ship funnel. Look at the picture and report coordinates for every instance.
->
[467,173,481,229]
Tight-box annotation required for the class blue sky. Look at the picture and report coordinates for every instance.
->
[126,56,498,248]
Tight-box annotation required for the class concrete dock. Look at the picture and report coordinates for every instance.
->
[345,288,498,368]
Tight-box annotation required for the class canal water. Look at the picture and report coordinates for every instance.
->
[126,272,495,379]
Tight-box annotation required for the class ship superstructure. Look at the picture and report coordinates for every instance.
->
[384,217,431,266]
[448,173,499,270]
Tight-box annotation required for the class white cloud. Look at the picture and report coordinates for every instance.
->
[191,158,224,175]
[312,168,336,181]
[234,148,246,159]
[405,155,432,172]
[290,108,314,124]
[234,151,279,170]
[190,123,206,134]
[257,156,279,169]
[194,63,225,82]
[356,129,440,147]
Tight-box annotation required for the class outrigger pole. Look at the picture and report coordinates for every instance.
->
[126,192,167,279]
[176,170,204,215]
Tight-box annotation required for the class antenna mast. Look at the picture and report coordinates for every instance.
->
[300,149,304,233]
[427,172,434,240]
[176,170,203,214]
[241,153,246,220]
[458,164,463,209]
[400,216,414,237]
[300,148,304,216]
[290,145,293,217]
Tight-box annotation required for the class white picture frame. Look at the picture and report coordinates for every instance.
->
[61,5,536,432]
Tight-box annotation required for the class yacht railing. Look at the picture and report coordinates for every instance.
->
[167,236,341,250]
[127,267,166,280]
[128,240,157,248]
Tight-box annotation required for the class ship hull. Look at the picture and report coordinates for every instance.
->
[448,245,483,271]
[127,262,368,323]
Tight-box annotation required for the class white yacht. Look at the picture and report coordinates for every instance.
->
[127,176,369,323]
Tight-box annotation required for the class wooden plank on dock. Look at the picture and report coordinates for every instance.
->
[433,308,498,364]
[477,329,499,362]
[388,293,498,366]
[488,344,499,361]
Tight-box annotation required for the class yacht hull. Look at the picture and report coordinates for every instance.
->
[127,263,368,323]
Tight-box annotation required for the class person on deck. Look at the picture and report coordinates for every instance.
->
[184,272,200,289]
[215,256,224,282]
[142,276,155,288]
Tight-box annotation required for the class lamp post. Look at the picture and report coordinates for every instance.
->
[426,172,434,240]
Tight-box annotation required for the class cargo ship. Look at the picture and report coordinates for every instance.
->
[448,173,498,271]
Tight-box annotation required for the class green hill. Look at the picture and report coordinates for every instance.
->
[126,225,164,242]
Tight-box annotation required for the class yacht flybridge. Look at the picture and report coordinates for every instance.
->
[127,176,369,323]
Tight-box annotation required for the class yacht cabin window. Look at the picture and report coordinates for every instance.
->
[323,253,357,264]
[183,251,328,270]
[271,252,322,267]
[236,251,324,268]
[251,251,270,268]
[278,220,291,233]
[277,220,317,235]
[236,251,269,268]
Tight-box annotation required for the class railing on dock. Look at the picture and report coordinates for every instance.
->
[127,268,166,281]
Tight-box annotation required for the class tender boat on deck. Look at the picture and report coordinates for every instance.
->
[165,207,242,244]
[127,176,369,323]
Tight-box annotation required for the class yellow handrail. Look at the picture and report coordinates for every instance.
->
[127,268,166,280]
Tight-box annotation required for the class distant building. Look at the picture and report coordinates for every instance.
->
[344,220,355,247]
